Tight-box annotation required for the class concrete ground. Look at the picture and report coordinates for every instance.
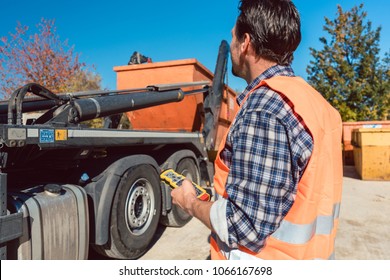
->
[139,166,390,260]
[336,166,390,259]
[139,218,211,260]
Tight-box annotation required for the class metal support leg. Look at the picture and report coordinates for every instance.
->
[0,172,23,260]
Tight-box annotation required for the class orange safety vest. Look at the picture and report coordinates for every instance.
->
[210,76,343,260]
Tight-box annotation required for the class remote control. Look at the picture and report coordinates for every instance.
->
[160,169,211,201]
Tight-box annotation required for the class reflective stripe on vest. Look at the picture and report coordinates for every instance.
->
[272,203,340,244]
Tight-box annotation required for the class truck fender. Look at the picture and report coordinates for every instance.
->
[160,149,199,171]
[84,155,159,246]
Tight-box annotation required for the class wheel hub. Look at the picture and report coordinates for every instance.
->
[125,179,154,235]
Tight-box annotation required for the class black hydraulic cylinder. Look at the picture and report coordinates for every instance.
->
[0,99,58,115]
[72,89,185,122]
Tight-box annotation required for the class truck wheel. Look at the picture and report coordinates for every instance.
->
[161,158,200,227]
[100,164,161,259]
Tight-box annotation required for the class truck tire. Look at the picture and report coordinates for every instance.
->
[98,164,161,259]
[161,158,200,227]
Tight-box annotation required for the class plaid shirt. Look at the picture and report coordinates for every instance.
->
[220,65,313,252]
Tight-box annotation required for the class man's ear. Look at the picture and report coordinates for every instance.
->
[240,33,251,54]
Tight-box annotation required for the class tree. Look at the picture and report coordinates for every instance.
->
[0,18,101,99]
[307,4,389,121]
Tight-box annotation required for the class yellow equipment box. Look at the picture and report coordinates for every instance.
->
[352,128,390,181]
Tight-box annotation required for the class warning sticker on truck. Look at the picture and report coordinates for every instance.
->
[39,129,55,143]
[55,129,68,141]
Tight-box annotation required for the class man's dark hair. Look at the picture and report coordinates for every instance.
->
[236,0,301,65]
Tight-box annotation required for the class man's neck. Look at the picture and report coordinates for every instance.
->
[246,58,277,84]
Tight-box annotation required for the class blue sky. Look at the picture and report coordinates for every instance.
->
[1,0,389,92]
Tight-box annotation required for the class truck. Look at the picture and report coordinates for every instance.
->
[0,40,238,260]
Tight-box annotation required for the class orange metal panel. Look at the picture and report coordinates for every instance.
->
[114,59,238,151]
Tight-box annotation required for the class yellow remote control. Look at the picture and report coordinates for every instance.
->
[160,169,211,201]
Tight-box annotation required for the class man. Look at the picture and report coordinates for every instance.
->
[171,0,343,260]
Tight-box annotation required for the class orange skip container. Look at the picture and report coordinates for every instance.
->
[114,59,238,152]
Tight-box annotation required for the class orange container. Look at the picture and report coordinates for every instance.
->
[342,121,390,165]
[114,59,238,151]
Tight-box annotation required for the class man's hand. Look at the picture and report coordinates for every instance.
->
[171,179,197,216]
[171,179,214,230]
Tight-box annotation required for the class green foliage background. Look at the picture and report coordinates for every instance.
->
[307,4,389,121]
